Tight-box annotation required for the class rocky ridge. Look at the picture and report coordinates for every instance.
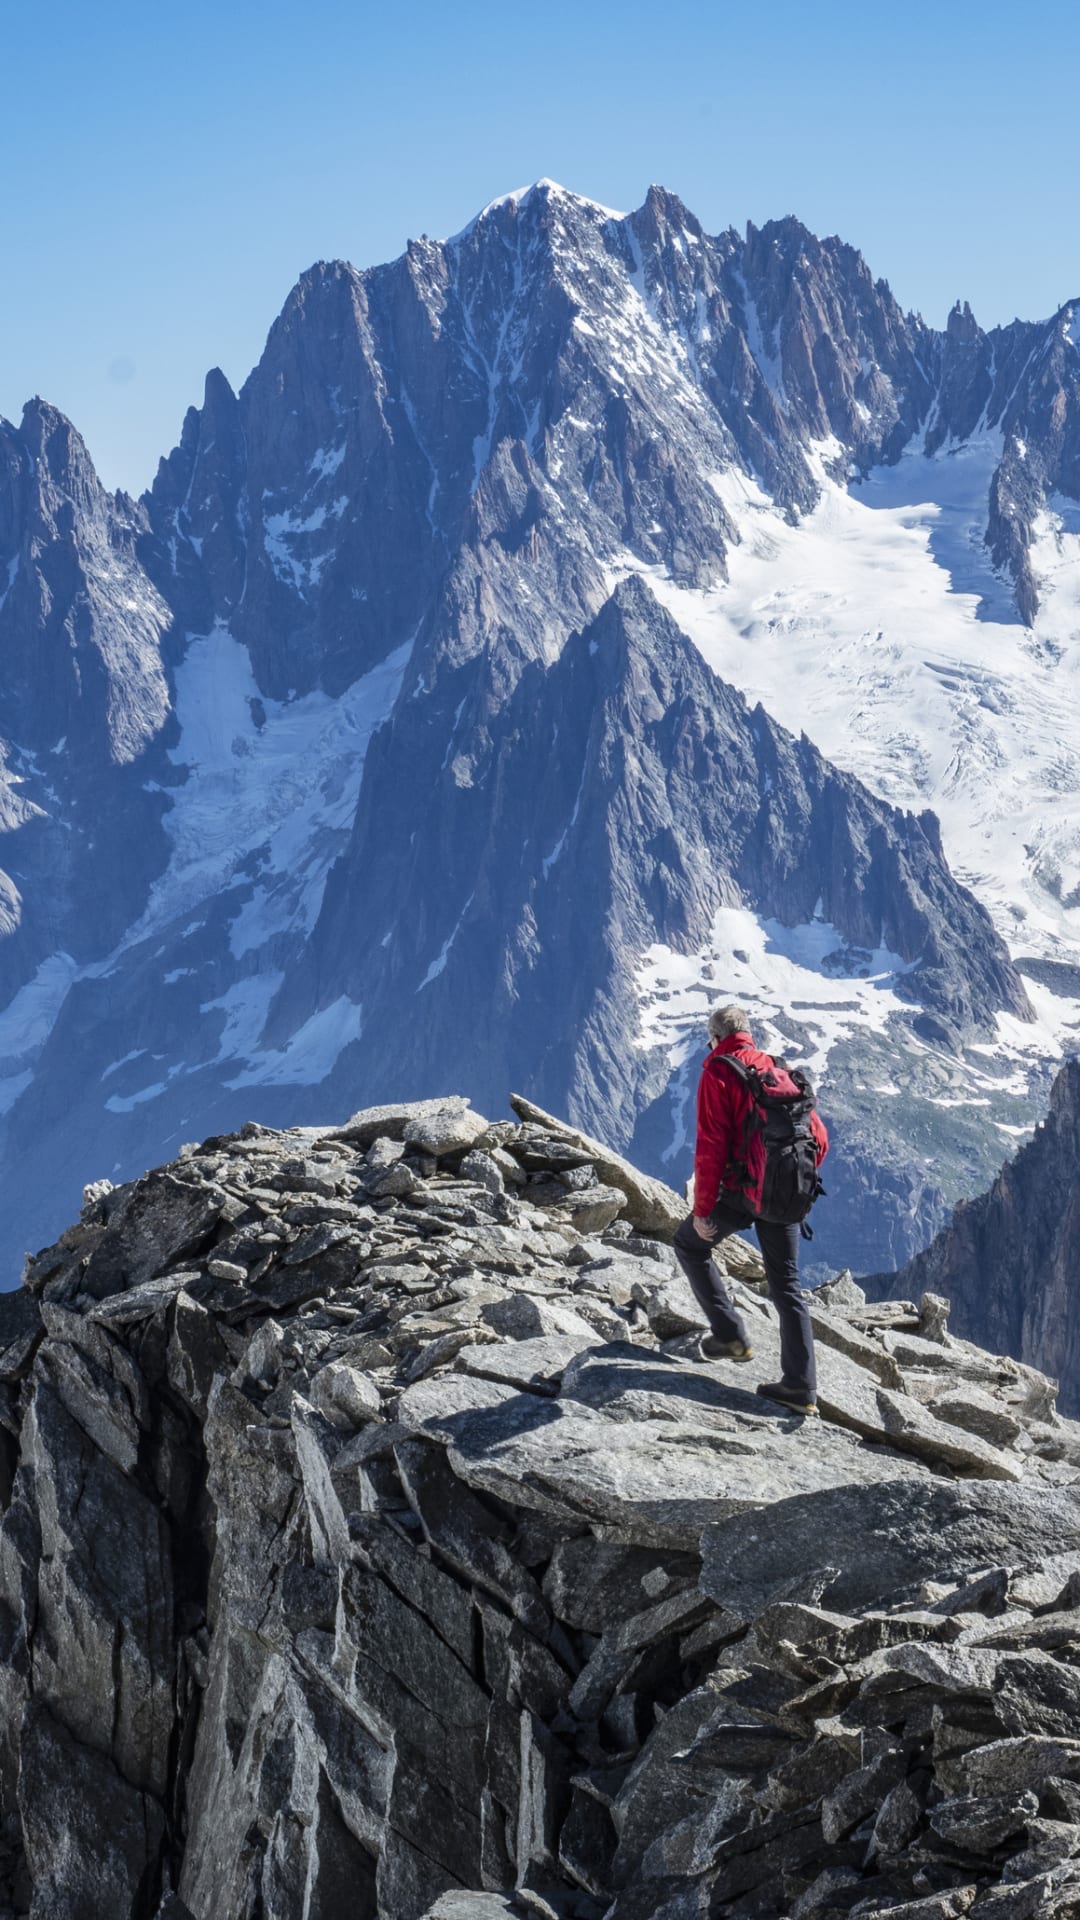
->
[302,573,1028,1219]
[3,1097,1080,1918]
[865,1060,1080,1419]
[0,181,1070,1286]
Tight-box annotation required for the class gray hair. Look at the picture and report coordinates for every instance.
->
[708,1004,751,1042]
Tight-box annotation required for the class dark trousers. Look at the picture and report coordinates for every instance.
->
[673,1199,817,1397]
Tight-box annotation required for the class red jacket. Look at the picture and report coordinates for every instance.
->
[693,1031,829,1218]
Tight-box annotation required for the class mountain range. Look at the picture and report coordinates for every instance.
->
[867,1059,1080,1415]
[2,178,1079,1283]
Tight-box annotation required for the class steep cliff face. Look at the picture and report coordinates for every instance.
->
[0,403,173,1002]
[987,306,1080,625]
[866,1060,1080,1416]
[3,1100,1080,1918]
[2,180,1079,1289]
[0,553,1028,1283]
[139,187,1080,666]
[296,575,1027,1151]
[0,401,169,769]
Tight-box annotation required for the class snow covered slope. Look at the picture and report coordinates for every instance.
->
[0,181,1078,1281]
[625,440,1080,1269]
[649,442,1080,969]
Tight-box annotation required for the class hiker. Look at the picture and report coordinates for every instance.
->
[673,1004,828,1415]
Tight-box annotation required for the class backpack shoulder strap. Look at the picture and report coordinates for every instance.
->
[713,1052,749,1079]
[711,1052,755,1090]
[720,1053,813,1105]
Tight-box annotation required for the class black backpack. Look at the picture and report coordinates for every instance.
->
[718,1054,826,1235]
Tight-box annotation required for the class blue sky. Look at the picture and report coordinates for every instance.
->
[1,0,1075,494]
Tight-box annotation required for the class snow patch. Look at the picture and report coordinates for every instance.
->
[0,1072,31,1117]
[634,905,925,1167]
[224,995,363,1088]
[0,555,18,614]
[636,905,919,1090]
[543,765,587,877]
[449,179,627,242]
[0,954,81,1065]
[417,896,474,989]
[126,625,413,961]
[101,1049,147,1081]
[201,971,285,1064]
[105,1079,173,1114]
[263,498,347,591]
[309,443,346,478]
[734,272,787,410]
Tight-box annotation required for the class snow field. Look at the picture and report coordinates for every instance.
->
[646,439,1080,967]
[0,628,412,1113]
[631,440,1080,1161]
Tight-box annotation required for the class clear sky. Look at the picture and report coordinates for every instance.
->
[1,0,1076,495]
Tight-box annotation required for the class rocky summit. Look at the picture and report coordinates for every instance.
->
[3,182,1080,1292]
[2,1096,1080,1919]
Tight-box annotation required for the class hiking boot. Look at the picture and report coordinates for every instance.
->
[701,1336,754,1362]
[756,1381,819,1416]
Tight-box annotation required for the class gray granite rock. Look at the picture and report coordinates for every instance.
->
[930,1791,1039,1852]
[336,1098,485,1150]
[19,1699,166,1920]
[866,1061,1080,1416]
[405,1104,491,1158]
[633,1273,703,1339]
[963,1738,1080,1798]
[509,1096,685,1237]
[702,1480,1080,1621]
[419,1897,521,1919]
[0,1111,1074,1917]
[928,1387,1025,1449]
[455,1335,592,1395]
[309,1359,382,1426]
[479,1295,597,1343]
[538,1182,626,1236]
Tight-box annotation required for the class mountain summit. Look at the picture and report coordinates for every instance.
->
[0,182,1078,1281]
[2,1098,1079,1916]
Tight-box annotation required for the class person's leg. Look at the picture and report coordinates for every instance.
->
[673,1207,750,1345]
[754,1219,817,1397]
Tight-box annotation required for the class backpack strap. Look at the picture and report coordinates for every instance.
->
[715,1053,788,1100]
[710,1053,761,1194]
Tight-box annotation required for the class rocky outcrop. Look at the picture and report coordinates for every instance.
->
[0,557,1028,1287]
[3,1099,1080,1918]
[507,1092,684,1236]
[864,1061,1080,1418]
[299,575,1028,1149]
[0,403,173,1002]
[986,306,1080,626]
[0,179,1072,1305]
[0,401,169,771]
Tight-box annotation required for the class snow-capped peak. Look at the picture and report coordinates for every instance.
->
[446,178,627,243]
[5,181,1080,1298]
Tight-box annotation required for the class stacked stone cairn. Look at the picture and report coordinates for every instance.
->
[2,1095,1080,1919]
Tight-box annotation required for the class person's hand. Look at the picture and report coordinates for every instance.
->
[693,1215,718,1241]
